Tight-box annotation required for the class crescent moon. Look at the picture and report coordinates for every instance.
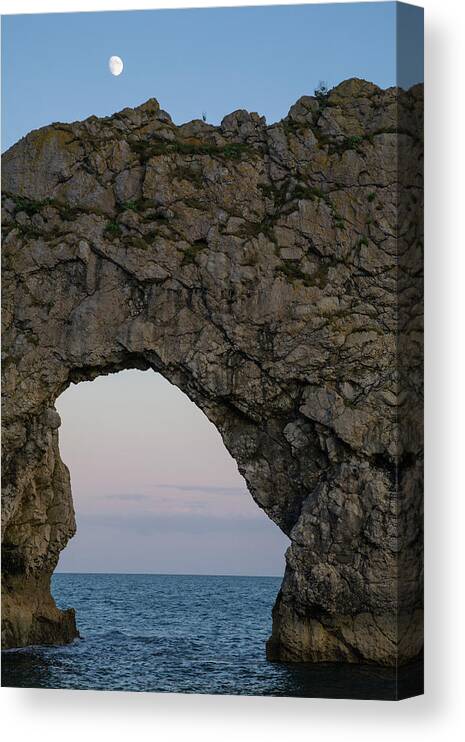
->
[109,56,123,77]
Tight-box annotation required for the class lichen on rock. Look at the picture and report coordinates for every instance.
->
[1,78,423,664]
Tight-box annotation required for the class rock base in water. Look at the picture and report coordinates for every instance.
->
[2,575,79,649]
[266,594,423,665]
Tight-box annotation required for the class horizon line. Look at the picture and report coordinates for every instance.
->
[54,570,283,578]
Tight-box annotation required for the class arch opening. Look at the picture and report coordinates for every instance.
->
[55,368,289,578]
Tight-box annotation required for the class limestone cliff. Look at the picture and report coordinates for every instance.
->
[1,78,423,664]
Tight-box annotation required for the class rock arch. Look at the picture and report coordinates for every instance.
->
[1,79,423,664]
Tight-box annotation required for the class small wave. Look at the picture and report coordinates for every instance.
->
[90,630,163,643]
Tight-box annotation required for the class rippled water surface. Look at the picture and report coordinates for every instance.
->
[2,573,422,699]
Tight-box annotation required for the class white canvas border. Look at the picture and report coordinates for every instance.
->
[1,0,464,739]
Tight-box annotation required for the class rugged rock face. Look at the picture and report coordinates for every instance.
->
[1,78,423,664]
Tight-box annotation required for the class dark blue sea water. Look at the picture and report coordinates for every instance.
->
[2,573,422,699]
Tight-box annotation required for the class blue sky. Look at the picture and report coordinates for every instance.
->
[2,3,423,151]
[2,3,423,575]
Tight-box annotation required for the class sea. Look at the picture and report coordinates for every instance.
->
[1,573,423,699]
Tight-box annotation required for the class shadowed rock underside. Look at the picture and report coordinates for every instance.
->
[1,78,423,664]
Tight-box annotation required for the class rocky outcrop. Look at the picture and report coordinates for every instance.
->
[1,78,423,664]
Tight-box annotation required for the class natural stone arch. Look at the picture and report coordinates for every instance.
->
[1,78,423,664]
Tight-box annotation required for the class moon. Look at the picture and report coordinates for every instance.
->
[108,56,123,77]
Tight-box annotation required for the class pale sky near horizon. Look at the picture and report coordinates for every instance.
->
[3,3,423,575]
[56,371,290,576]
